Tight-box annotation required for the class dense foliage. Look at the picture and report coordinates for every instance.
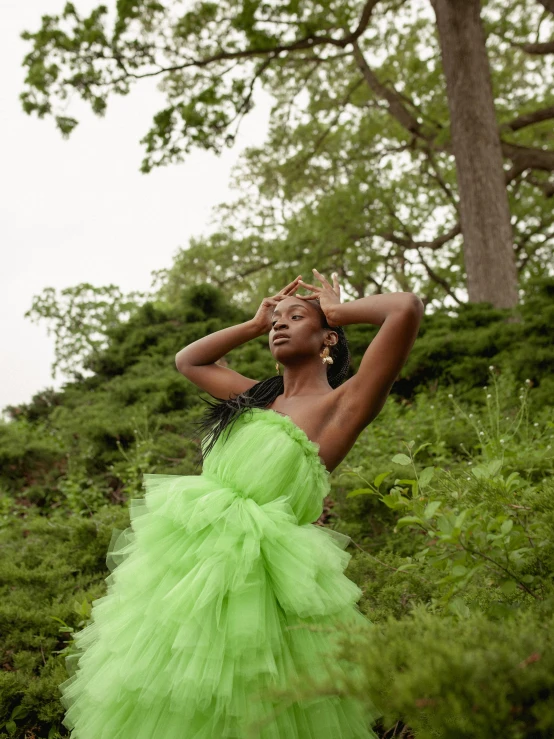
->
[9,0,554,734]
[1,279,553,737]
[20,0,554,304]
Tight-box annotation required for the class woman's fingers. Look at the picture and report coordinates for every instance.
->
[312,268,332,289]
[295,291,319,300]
[297,279,317,291]
[275,270,339,301]
[280,275,303,294]
[273,279,301,300]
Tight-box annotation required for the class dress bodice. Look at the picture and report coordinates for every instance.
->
[201,408,331,526]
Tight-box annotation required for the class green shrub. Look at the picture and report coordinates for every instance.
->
[1,281,554,737]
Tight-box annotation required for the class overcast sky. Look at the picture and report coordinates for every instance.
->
[1,0,271,421]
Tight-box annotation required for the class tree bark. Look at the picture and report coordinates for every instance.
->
[536,0,554,16]
[430,0,519,308]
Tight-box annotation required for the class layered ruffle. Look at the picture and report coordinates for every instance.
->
[246,408,332,492]
[59,412,380,738]
[202,408,332,527]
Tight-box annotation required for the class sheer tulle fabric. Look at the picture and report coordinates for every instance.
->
[58,408,381,738]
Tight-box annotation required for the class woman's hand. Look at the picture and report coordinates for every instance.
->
[251,275,304,334]
[295,268,342,323]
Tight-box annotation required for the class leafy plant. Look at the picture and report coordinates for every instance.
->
[341,369,554,618]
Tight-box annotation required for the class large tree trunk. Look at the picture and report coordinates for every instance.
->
[430,0,519,308]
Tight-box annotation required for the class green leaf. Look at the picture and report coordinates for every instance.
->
[396,478,418,496]
[454,509,468,529]
[487,459,502,476]
[382,491,406,509]
[10,705,28,721]
[451,565,468,577]
[500,519,513,534]
[448,597,471,619]
[472,459,502,480]
[373,470,392,488]
[396,515,426,527]
[396,478,417,486]
[346,488,374,498]
[471,464,489,479]
[499,579,518,595]
[423,500,441,519]
[392,453,411,466]
[419,466,435,488]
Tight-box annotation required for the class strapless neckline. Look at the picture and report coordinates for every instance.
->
[249,407,331,476]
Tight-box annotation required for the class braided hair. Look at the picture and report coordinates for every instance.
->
[191,298,350,466]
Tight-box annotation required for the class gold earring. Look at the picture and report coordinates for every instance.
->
[275,361,280,375]
[320,343,334,365]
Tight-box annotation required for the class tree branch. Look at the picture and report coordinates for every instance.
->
[116,0,381,82]
[227,56,275,140]
[511,39,554,55]
[502,142,554,183]
[349,43,554,182]
[380,222,461,251]
[517,230,554,271]
[39,0,554,184]
[351,40,431,139]
[536,0,554,16]
[424,149,460,214]
[415,246,462,304]
[523,172,554,197]
[289,76,366,174]
[500,105,554,132]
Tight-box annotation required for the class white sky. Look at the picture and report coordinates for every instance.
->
[1,0,272,421]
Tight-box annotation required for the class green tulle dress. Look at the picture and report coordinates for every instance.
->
[58,408,382,738]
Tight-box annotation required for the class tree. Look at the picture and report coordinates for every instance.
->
[20,0,554,307]
[430,0,519,307]
[24,283,152,380]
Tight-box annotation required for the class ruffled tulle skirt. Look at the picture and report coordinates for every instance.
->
[58,473,381,738]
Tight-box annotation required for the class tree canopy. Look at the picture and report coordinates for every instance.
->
[20,0,553,308]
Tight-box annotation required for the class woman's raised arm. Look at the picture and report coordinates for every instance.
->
[295,269,424,431]
[328,291,424,429]
[175,319,264,401]
[175,275,304,400]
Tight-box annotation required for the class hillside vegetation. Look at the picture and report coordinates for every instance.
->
[1,279,553,737]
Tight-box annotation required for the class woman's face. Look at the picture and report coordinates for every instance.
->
[269,296,327,361]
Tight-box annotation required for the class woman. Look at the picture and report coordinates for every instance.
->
[59,269,423,739]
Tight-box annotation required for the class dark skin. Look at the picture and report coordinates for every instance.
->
[176,270,424,473]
